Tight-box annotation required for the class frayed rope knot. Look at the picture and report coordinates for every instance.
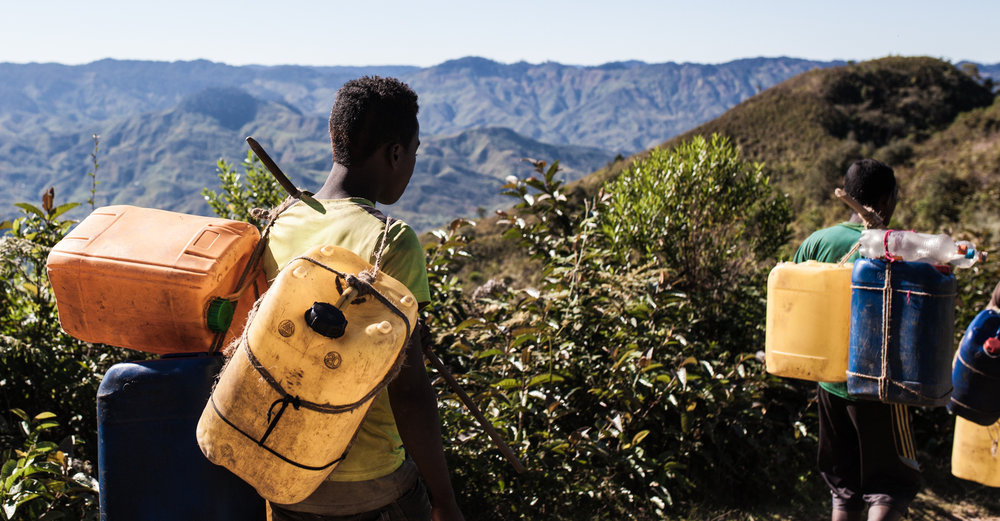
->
[250,207,271,221]
[344,271,378,295]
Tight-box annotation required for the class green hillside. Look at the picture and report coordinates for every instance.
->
[661,56,997,242]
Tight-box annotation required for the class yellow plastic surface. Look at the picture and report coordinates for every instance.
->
[197,244,419,504]
[45,205,264,354]
[765,260,853,382]
[952,416,1000,487]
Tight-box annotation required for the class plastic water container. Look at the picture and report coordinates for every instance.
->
[197,244,420,504]
[47,206,267,354]
[765,261,853,382]
[952,416,1000,487]
[859,229,984,268]
[949,309,1000,425]
[847,258,956,406]
[98,353,265,520]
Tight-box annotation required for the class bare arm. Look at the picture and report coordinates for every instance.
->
[389,320,465,521]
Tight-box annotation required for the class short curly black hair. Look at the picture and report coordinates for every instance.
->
[328,76,419,168]
[844,159,896,208]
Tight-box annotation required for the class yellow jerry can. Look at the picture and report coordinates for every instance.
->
[765,260,853,382]
[196,244,419,504]
[952,416,1000,487]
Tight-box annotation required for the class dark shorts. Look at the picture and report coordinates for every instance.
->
[270,478,431,521]
[816,386,922,515]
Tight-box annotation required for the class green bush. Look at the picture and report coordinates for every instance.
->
[1,410,98,521]
[424,139,812,519]
[201,151,285,229]
[0,191,131,464]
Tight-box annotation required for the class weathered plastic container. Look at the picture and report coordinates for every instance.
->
[197,244,420,504]
[848,258,956,406]
[47,205,267,354]
[952,416,1000,487]
[765,261,853,382]
[98,353,265,520]
[949,309,1000,425]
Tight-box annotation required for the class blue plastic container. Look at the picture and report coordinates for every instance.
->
[848,259,956,406]
[98,353,264,520]
[949,309,1000,425]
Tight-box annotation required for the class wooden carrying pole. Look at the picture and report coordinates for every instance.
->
[833,188,884,264]
[422,344,528,474]
[834,188,883,228]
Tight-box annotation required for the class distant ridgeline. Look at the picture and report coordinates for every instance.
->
[0,56,995,231]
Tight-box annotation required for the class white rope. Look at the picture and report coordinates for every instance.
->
[357,216,394,285]
[878,262,893,401]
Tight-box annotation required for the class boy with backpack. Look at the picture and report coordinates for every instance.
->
[263,76,465,521]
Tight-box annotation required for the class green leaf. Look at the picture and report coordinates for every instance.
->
[1,459,17,480]
[631,429,650,446]
[495,378,520,390]
[34,441,58,453]
[476,349,504,359]
[14,203,44,219]
[33,412,56,421]
[453,318,484,332]
[49,202,81,220]
[527,373,564,387]
[509,334,536,350]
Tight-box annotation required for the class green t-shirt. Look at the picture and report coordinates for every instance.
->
[792,222,863,398]
[262,198,430,482]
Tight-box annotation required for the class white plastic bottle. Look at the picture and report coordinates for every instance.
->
[859,229,985,268]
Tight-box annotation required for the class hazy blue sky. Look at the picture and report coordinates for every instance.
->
[3,0,998,67]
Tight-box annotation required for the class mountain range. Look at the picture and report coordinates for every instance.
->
[2,56,996,230]
[458,56,1000,286]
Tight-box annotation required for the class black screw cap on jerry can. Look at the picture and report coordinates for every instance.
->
[304,302,348,338]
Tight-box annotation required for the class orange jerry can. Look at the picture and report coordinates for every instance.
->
[47,205,268,354]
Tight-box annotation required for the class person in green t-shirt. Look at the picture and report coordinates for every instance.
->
[265,77,465,521]
[793,159,919,521]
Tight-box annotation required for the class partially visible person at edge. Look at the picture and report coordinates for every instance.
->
[793,159,919,521]
[261,76,465,521]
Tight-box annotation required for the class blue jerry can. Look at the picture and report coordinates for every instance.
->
[949,309,1000,425]
[848,259,957,406]
[97,353,265,520]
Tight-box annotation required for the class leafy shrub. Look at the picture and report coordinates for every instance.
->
[424,138,813,519]
[201,151,285,229]
[0,191,131,463]
[599,134,792,346]
[1,410,98,521]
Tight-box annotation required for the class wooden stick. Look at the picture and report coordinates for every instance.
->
[422,344,528,474]
[834,188,884,228]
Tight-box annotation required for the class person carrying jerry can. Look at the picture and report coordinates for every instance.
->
[793,159,919,521]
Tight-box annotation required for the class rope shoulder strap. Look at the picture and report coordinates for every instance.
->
[209,197,299,353]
